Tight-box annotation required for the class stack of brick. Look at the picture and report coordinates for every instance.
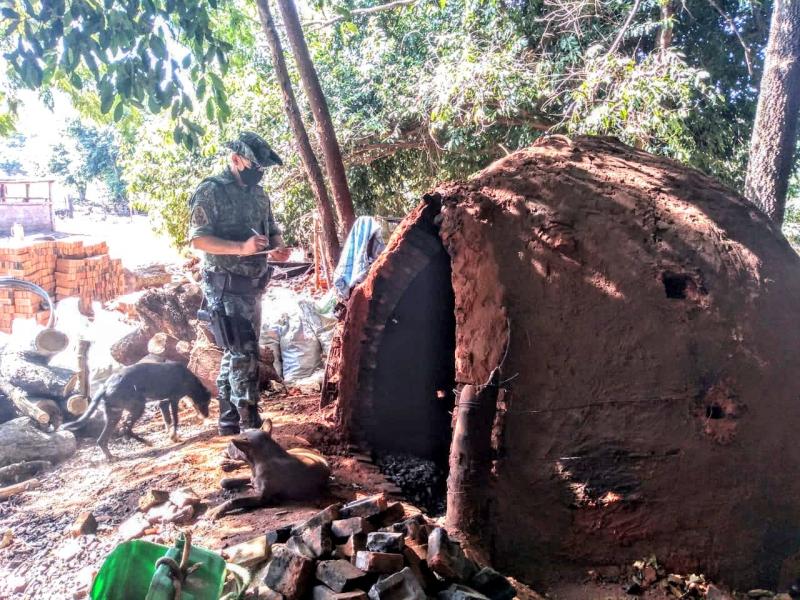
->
[0,237,124,333]
[239,494,517,600]
[0,240,58,333]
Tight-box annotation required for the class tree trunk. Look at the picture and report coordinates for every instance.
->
[0,417,76,468]
[275,0,357,236]
[659,0,675,52]
[254,0,341,269]
[745,0,800,225]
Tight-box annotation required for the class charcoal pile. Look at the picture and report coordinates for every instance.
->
[245,493,518,600]
[375,453,446,516]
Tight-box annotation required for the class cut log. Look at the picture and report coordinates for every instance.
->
[147,332,189,364]
[0,417,76,468]
[124,263,172,293]
[0,352,74,399]
[135,282,202,342]
[66,394,89,416]
[0,460,51,485]
[0,478,40,501]
[187,342,222,397]
[0,383,50,425]
[110,327,151,366]
[33,398,63,429]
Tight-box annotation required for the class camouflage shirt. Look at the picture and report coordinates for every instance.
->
[188,167,281,278]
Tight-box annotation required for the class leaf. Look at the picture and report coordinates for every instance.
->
[99,81,115,114]
[205,98,214,121]
[196,78,206,100]
[172,123,183,145]
[181,54,191,68]
[69,72,83,89]
[171,100,180,118]
[0,7,18,19]
[149,35,166,59]
[113,100,124,122]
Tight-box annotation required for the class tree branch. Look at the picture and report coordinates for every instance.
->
[706,0,753,76]
[605,0,642,57]
[306,0,420,28]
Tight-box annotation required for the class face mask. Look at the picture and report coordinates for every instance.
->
[240,164,264,186]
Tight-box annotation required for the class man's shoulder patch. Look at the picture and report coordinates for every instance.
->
[191,205,210,228]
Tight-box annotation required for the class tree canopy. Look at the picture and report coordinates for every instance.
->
[2,0,797,246]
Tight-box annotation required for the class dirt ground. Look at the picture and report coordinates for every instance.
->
[0,392,402,599]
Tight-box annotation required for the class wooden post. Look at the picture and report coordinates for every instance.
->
[445,370,499,538]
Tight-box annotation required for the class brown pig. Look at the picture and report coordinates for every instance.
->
[208,419,331,520]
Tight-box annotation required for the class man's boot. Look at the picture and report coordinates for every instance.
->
[218,395,241,436]
[238,403,263,430]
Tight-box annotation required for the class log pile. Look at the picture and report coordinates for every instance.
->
[0,237,124,333]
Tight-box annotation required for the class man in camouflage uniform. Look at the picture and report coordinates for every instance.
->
[188,131,288,435]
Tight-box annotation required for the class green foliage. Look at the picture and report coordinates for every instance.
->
[49,119,127,209]
[0,131,24,174]
[0,0,236,148]
[114,0,781,248]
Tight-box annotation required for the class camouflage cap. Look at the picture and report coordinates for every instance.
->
[225,131,283,168]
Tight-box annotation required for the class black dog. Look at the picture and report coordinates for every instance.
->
[62,362,211,461]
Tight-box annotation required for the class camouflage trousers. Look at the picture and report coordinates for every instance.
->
[201,282,262,410]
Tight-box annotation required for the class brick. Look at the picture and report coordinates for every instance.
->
[263,545,315,600]
[469,568,516,600]
[438,585,490,600]
[223,535,271,569]
[267,524,294,546]
[334,533,367,561]
[402,542,436,592]
[313,586,368,600]
[367,532,405,554]
[367,568,426,600]
[392,515,427,544]
[355,551,405,575]
[340,495,388,520]
[286,535,317,560]
[138,489,169,511]
[68,511,97,537]
[370,503,406,528]
[332,518,374,539]
[316,560,369,592]
[292,504,341,537]
[427,528,477,582]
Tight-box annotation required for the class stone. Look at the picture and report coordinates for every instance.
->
[355,551,405,575]
[335,533,367,560]
[138,489,169,511]
[146,502,194,524]
[267,525,294,546]
[292,504,341,537]
[316,560,369,592]
[748,592,774,599]
[314,586,369,600]
[69,512,98,537]
[341,495,389,520]
[392,516,427,544]
[367,532,405,554]
[427,528,477,582]
[368,567,426,600]
[439,585,490,600]
[263,545,315,600]
[469,568,516,600]
[370,503,406,528]
[223,535,271,569]
[333,518,374,539]
[169,487,201,508]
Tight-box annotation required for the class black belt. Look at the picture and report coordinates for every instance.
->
[203,270,271,296]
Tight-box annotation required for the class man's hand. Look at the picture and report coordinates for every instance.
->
[267,247,292,262]
[240,235,268,255]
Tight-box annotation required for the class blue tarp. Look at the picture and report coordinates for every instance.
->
[332,216,385,300]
